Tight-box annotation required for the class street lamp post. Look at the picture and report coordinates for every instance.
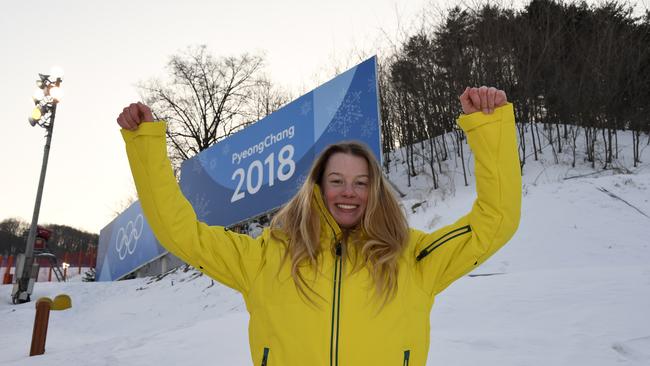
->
[12,70,63,304]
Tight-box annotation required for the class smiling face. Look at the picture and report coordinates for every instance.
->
[321,152,370,229]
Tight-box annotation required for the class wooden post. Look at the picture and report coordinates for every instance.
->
[29,295,70,356]
[48,267,52,282]
[30,299,51,356]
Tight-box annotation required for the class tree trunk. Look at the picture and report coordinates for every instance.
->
[556,122,562,153]
[459,130,468,187]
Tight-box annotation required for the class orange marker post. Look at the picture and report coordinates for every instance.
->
[30,298,51,356]
[3,255,13,284]
[29,295,71,356]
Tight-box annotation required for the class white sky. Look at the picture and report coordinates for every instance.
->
[0,0,438,234]
[1,0,643,235]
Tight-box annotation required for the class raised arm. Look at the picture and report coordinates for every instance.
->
[116,103,265,294]
[413,87,521,297]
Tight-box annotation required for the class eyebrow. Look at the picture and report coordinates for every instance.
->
[326,173,369,179]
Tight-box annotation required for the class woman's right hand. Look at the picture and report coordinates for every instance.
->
[459,86,507,115]
[116,102,154,131]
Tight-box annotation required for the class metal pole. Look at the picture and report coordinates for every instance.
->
[15,104,57,303]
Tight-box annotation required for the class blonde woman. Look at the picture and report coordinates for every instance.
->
[117,86,520,366]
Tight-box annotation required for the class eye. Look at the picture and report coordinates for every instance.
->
[329,179,343,185]
[355,181,368,187]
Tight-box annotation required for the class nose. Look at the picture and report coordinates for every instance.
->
[341,183,356,197]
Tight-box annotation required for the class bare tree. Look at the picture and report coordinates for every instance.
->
[0,217,29,237]
[247,75,291,122]
[138,45,267,169]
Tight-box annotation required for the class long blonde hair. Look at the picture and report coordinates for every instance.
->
[270,141,409,304]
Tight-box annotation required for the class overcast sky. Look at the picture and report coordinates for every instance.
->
[0,0,442,234]
[2,0,644,235]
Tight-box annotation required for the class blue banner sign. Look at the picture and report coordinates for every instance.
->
[97,57,381,281]
[96,201,165,281]
[179,56,381,226]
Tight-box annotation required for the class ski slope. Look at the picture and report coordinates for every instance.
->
[2,129,649,365]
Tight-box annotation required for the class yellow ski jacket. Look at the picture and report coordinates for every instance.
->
[121,103,521,366]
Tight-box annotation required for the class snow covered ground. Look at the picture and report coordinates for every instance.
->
[1,128,649,365]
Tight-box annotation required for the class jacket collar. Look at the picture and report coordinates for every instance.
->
[312,184,342,243]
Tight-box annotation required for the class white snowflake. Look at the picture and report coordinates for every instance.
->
[191,159,203,174]
[198,153,208,165]
[195,154,217,172]
[300,101,312,116]
[327,91,363,138]
[367,77,376,93]
[361,117,378,138]
[294,173,308,190]
[192,193,212,219]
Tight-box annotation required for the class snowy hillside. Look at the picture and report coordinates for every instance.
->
[1,128,649,365]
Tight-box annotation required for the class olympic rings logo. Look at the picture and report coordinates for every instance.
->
[115,214,144,260]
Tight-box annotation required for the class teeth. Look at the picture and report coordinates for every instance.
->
[337,204,357,209]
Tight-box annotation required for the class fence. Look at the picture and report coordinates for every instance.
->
[0,248,97,284]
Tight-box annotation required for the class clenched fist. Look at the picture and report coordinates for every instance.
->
[116,102,154,131]
[459,86,508,115]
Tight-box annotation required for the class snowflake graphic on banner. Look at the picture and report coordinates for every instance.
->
[327,91,363,138]
[192,193,212,219]
[294,173,308,190]
[300,101,312,116]
[191,159,203,175]
[198,153,208,165]
[222,143,230,156]
[367,77,376,93]
[196,152,217,172]
[360,117,377,138]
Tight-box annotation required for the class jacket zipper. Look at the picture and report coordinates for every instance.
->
[329,242,343,366]
[416,225,472,261]
[403,350,410,366]
[260,347,269,366]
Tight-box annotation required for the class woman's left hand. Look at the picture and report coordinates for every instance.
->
[459,86,508,115]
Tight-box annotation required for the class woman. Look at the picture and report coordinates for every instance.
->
[117,86,521,366]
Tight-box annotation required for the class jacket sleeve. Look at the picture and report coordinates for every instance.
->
[413,103,521,297]
[121,122,265,295]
